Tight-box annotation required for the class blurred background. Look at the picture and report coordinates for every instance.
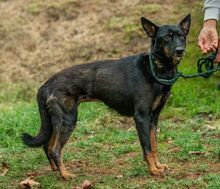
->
[0,0,198,84]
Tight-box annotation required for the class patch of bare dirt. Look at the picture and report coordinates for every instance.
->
[0,0,195,83]
[98,114,134,129]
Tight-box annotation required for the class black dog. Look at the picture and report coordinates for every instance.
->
[22,15,191,180]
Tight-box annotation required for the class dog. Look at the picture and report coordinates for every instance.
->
[22,15,191,180]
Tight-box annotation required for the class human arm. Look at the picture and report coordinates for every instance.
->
[198,0,220,60]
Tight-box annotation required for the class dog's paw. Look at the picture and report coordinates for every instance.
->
[61,173,76,180]
[156,163,168,171]
[150,168,165,176]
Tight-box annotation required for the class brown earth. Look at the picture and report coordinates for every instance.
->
[0,0,199,84]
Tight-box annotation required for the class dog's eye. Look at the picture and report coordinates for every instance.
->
[168,32,173,37]
[165,32,173,40]
[178,33,185,40]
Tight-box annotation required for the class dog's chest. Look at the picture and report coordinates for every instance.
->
[152,92,170,111]
[152,95,162,110]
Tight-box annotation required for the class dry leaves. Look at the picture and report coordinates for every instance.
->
[115,174,123,179]
[18,177,40,189]
[0,162,9,176]
[74,180,93,189]
[167,137,173,144]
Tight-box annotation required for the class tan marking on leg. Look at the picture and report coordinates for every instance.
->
[152,95,162,111]
[150,129,168,171]
[48,132,58,171]
[62,96,76,112]
[48,157,57,171]
[49,135,74,180]
[48,131,57,152]
[48,133,68,178]
[145,153,163,175]
[58,146,75,180]
[59,162,75,180]
[50,160,57,171]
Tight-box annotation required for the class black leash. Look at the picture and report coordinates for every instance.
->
[149,52,220,85]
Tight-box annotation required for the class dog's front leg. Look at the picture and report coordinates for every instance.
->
[134,110,164,176]
[150,115,168,171]
[150,93,170,171]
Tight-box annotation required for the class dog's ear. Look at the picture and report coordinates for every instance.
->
[179,14,191,35]
[141,17,159,38]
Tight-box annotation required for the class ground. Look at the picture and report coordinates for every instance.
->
[0,0,219,188]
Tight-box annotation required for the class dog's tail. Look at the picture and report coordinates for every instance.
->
[22,124,51,148]
[22,87,52,147]
[22,132,49,147]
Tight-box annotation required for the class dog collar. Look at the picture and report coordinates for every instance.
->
[148,53,181,85]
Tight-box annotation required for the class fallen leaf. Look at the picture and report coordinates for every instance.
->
[82,180,93,189]
[168,147,180,153]
[74,180,93,189]
[205,124,216,131]
[0,162,9,176]
[156,128,160,134]
[18,177,40,189]
[115,174,123,179]
[167,137,173,144]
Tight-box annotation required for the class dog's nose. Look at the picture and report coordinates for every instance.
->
[175,47,184,55]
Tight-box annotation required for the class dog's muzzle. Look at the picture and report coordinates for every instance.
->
[175,47,185,57]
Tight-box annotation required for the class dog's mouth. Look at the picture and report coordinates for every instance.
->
[173,50,185,64]
[173,55,183,65]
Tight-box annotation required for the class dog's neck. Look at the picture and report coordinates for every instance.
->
[150,52,178,80]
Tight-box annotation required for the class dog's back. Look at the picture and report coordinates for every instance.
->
[41,53,149,116]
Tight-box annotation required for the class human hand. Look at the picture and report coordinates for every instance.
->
[198,20,218,54]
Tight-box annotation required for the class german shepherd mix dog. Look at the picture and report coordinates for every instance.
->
[22,15,191,180]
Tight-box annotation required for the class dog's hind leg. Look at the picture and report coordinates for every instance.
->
[43,143,57,171]
[22,87,56,170]
[47,95,78,180]
[37,89,57,171]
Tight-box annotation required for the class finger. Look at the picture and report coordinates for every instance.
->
[198,39,203,48]
[210,45,217,52]
[211,40,218,49]
[202,48,207,54]
[198,37,206,51]
[204,42,216,53]
[214,39,220,63]
[204,46,211,53]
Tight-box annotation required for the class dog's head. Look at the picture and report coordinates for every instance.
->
[141,15,191,66]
